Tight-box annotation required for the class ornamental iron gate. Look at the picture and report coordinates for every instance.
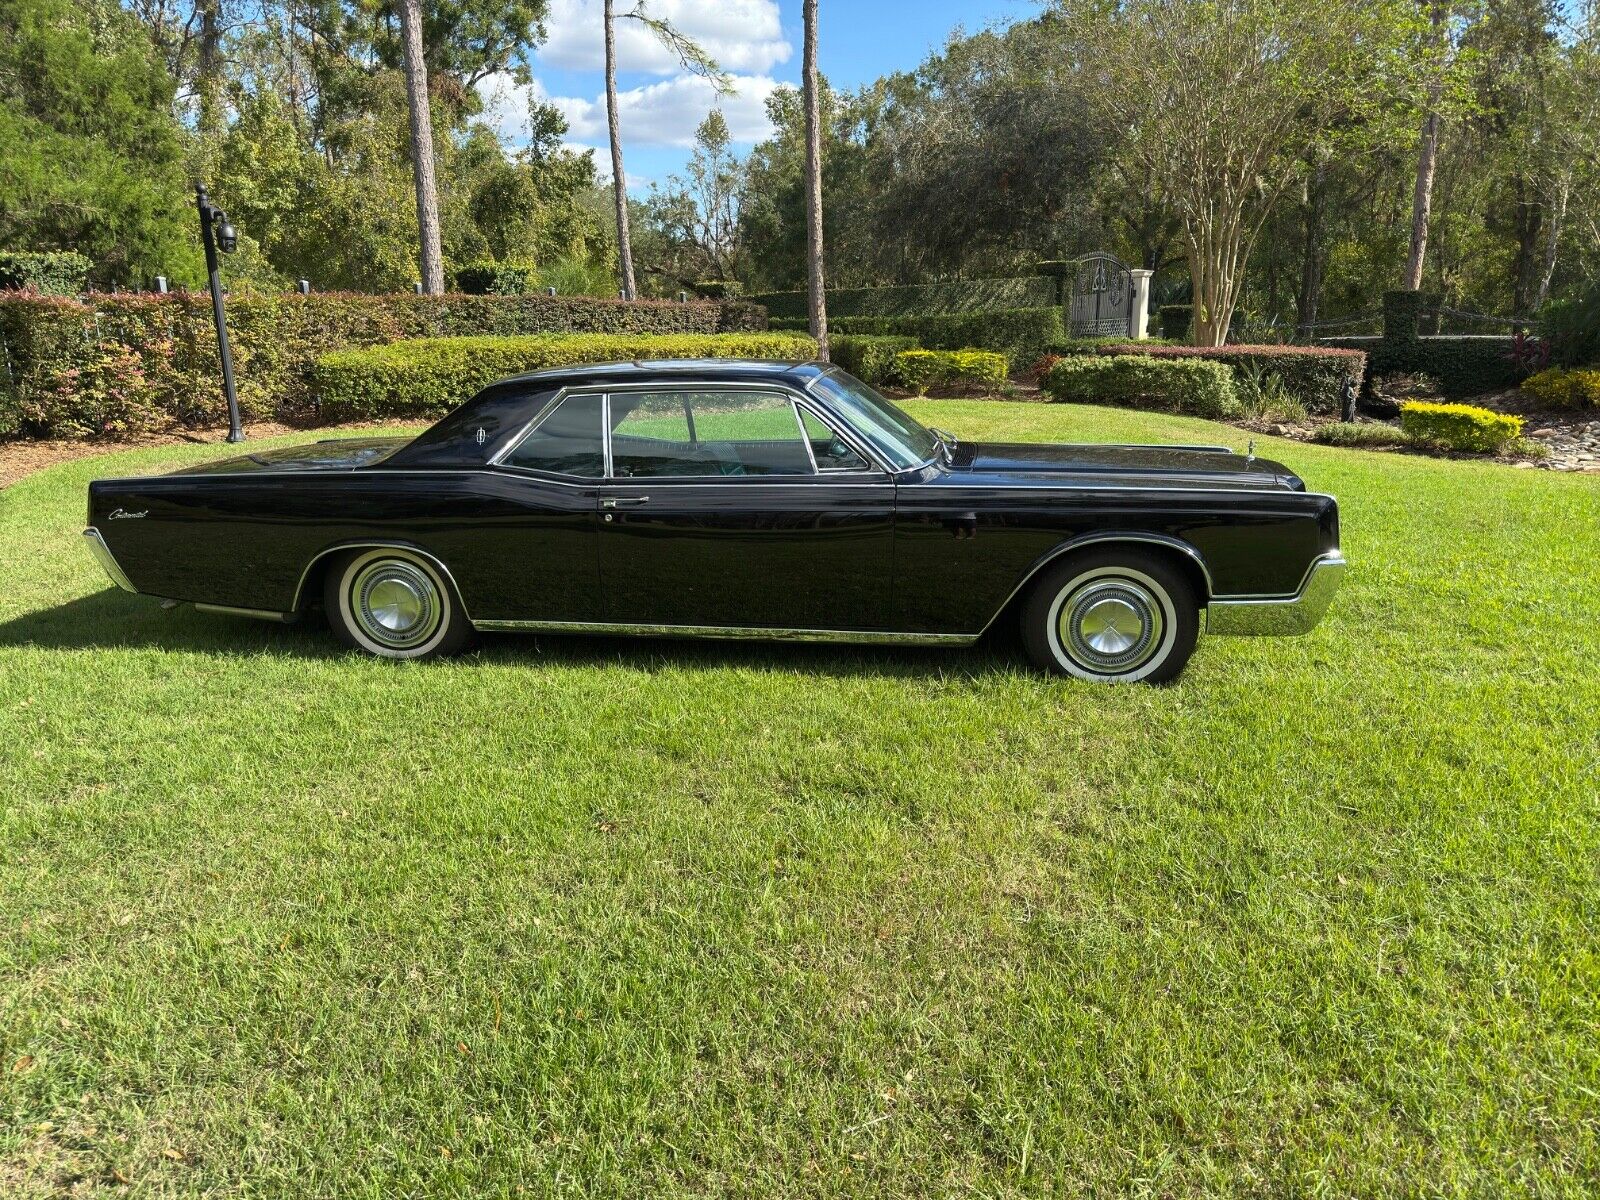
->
[1069,252,1135,337]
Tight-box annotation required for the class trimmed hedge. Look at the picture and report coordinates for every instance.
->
[751,277,1055,320]
[0,251,91,297]
[1042,356,1240,418]
[1325,336,1525,399]
[310,332,819,420]
[776,307,1063,369]
[0,291,766,439]
[894,349,1008,396]
[1310,422,1414,448]
[1096,343,1365,414]
[1159,304,1193,342]
[454,262,539,295]
[830,334,920,388]
[1522,366,1600,409]
[1398,401,1523,452]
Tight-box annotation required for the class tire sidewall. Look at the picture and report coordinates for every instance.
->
[330,548,460,660]
[1024,551,1198,683]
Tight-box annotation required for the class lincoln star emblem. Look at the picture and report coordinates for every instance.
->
[476,427,487,446]
[108,508,148,520]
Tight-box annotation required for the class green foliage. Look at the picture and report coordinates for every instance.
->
[0,0,198,286]
[893,349,1009,396]
[1097,344,1365,414]
[0,251,91,297]
[1159,305,1193,342]
[1041,356,1240,418]
[775,307,1061,368]
[692,280,742,299]
[454,262,540,295]
[751,278,1057,321]
[830,335,921,388]
[311,332,819,420]
[0,292,761,439]
[1310,422,1415,448]
[1521,367,1600,410]
[1382,290,1436,343]
[1331,336,1527,398]
[1399,401,1524,452]
[1542,285,1600,368]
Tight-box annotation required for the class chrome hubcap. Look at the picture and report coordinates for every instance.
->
[352,559,441,649]
[1059,579,1163,673]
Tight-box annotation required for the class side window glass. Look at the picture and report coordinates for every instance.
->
[610,391,815,478]
[502,393,604,477]
[799,408,870,471]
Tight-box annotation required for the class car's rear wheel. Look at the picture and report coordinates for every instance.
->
[1020,548,1198,683]
[324,547,469,660]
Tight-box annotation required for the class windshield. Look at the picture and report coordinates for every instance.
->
[809,370,941,470]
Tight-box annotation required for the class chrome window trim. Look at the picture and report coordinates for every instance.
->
[490,388,607,479]
[804,370,939,472]
[82,527,137,592]
[469,618,974,646]
[975,532,1217,637]
[795,399,820,474]
[290,540,472,620]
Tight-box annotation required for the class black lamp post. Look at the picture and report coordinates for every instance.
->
[195,182,244,443]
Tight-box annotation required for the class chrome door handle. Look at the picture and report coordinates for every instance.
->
[601,496,650,508]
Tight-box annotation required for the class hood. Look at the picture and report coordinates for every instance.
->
[948,440,1304,490]
[169,436,411,476]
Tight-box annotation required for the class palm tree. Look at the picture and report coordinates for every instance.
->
[802,0,828,360]
[604,0,729,300]
[398,0,445,293]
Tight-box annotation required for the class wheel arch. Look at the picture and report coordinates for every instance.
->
[979,532,1213,636]
[292,541,471,620]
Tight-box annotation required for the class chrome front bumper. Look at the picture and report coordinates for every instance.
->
[83,527,138,593]
[1205,552,1347,636]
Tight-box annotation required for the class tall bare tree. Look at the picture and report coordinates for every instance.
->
[399,0,445,293]
[603,0,729,299]
[802,0,827,360]
[1404,0,1449,291]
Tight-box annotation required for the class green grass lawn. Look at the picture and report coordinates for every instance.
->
[2,401,1598,1197]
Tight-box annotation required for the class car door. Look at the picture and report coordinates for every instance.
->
[463,390,605,623]
[595,385,896,631]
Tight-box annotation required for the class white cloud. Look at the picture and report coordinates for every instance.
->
[549,74,780,149]
[538,0,791,75]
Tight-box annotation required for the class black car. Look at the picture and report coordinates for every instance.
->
[83,359,1346,683]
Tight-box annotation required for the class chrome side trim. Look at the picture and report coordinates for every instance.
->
[1205,552,1347,636]
[470,618,975,646]
[195,603,295,623]
[82,528,137,592]
[975,532,1215,636]
[290,541,471,621]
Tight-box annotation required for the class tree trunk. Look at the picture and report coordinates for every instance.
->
[399,0,444,294]
[1296,161,1330,335]
[1510,173,1543,317]
[605,0,638,301]
[1533,174,1568,312]
[802,0,828,361]
[1404,2,1446,291]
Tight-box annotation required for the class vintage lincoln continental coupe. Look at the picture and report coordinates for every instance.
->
[83,359,1346,683]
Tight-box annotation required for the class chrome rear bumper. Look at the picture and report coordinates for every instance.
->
[1206,552,1346,636]
[83,527,138,593]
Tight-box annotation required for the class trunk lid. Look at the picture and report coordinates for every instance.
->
[168,436,411,476]
[949,440,1303,490]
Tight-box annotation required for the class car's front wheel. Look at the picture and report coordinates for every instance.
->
[324,547,470,660]
[1020,548,1198,683]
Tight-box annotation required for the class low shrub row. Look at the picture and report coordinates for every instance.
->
[1041,356,1239,418]
[1398,401,1524,452]
[1522,366,1600,409]
[830,334,919,387]
[751,277,1055,320]
[1096,343,1365,414]
[0,291,766,439]
[773,307,1065,368]
[310,332,819,420]
[895,350,1008,395]
[1310,422,1415,448]
[1325,335,1525,398]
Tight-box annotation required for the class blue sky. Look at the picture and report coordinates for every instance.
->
[478,0,1045,194]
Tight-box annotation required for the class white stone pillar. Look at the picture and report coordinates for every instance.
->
[1130,269,1154,340]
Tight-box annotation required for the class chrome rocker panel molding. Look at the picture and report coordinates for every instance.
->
[195,602,295,623]
[1205,552,1347,636]
[83,527,137,593]
[471,618,976,646]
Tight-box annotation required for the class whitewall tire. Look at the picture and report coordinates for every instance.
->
[324,548,469,660]
[1020,548,1199,684]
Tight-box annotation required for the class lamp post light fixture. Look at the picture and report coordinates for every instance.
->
[194,182,244,443]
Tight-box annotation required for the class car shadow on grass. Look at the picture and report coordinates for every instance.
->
[0,588,1030,681]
